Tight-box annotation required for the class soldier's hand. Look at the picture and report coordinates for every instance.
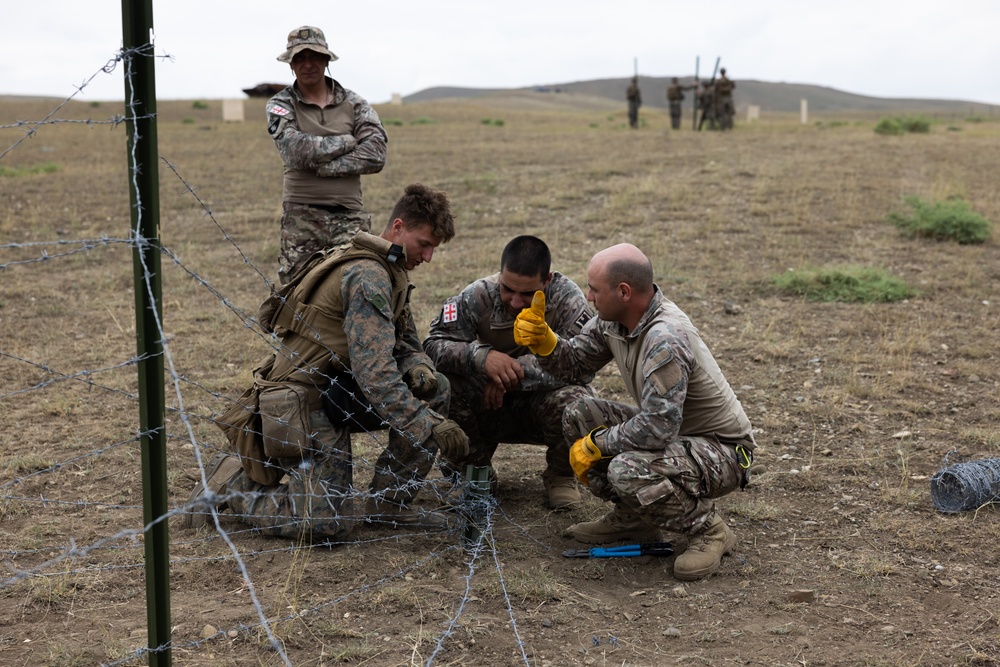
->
[513,291,558,356]
[404,364,438,397]
[569,427,607,486]
[431,419,470,462]
[482,382,506,410]
[484,350,524,390]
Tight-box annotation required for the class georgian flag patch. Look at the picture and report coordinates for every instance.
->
[442,299,458,323]
[267,103,290,116]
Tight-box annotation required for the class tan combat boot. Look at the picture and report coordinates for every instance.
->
[563,504,663,544]
[181,453,244,529]
[543,473,582,510]
[673,514,738,581]
[364,499,449,531]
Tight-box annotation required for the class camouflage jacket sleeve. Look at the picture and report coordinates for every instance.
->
[266,87,358,171]
[537,317,615,387]
[519,273,595,391]
[423,279,493,375]
[541,319,690,455]
[342,260,440,443]
[600,328,690,456]
[316,88,387,178]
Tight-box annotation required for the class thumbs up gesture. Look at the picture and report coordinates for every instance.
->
[513,291,558,356]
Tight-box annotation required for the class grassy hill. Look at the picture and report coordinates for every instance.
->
[405,77,1000,117]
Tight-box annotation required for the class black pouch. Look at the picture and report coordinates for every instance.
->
[322,370,386,432]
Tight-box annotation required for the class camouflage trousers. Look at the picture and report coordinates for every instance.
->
[278,202,372,284]
[443,373,592,478]
[228,373,449,541]
[628,101,640,129]
[717,96,734,130]
[669,102,683,129]
[563,395,748,535]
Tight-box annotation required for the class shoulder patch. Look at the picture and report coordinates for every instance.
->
[575,311,592,329]
[268,115,280,136]
[442,298,459,324]
[648,358,683,396]
[368,292,389,314]
[267,103,290,117]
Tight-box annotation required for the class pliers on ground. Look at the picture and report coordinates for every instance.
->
[562,541,674,558]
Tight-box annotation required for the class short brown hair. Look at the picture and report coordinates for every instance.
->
[606,256,653,294]
[386,183,455,242]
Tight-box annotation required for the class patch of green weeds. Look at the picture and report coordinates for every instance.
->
[888,195,991,244]
[182,118,195,124]
[382,118,404,126]
[772,265,917,303]
[874,115,931,135]
[410,116,435,125]
[192,100,209,110]
[0,162,59,177]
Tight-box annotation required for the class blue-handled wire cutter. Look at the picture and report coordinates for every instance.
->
[562,541,674,558]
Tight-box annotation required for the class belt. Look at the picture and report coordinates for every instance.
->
[305,203,351,214]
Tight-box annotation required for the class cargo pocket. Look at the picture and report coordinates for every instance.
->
[259,384,312,459]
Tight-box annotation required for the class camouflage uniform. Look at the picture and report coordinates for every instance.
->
[227,232,447,540]
[626,79,642,129]
[715,72,736,131]
[267,77,388,283]
[698,83,717,131]
[539,288,756,535]
[423,272,594,477]
[666,82,686,130]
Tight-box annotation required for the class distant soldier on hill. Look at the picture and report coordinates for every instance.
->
[626,77,642,129]
[666,77,695,130]
[715,68,736,131]
[697,81,717,131]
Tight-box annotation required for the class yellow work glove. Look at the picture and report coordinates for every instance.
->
[513,291,558,356]
[569,427,607,486]
[404,364,438,397]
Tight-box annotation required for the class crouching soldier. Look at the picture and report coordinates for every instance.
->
[514,243,757,580]
[182,184,468,541]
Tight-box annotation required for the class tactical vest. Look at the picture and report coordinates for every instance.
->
[258,232,410,384]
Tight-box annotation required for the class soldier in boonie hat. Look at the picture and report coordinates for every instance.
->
[277,25,338,64]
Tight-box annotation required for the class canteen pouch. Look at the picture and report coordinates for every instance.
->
[258,384,313,459]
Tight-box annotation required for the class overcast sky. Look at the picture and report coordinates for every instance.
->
[3,1,999,106]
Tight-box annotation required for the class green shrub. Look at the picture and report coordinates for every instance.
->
[875,115,931,135]
[492,118,505,127]
[89,101,101,108]
[382,118,404,126]
[182,117,195,124]
[481,118,493,125]
[772,266,917,303]
[888,195,992,244]
[410,116,435,125]
[192,100,209,110]
[874,118,904,135]
[0,162,59,177]
[898,115,930,133]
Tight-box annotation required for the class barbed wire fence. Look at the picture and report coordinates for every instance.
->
[0,38,544,667]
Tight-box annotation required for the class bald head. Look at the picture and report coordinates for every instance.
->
[590,244,654,295]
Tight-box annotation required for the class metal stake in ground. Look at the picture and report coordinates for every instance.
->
[462,465,493,548]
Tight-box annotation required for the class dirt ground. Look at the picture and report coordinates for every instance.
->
[2,94,1000,667]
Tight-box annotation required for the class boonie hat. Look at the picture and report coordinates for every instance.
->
[277,26,338,64]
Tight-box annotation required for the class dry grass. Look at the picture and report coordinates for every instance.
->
[1,95,999,666]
